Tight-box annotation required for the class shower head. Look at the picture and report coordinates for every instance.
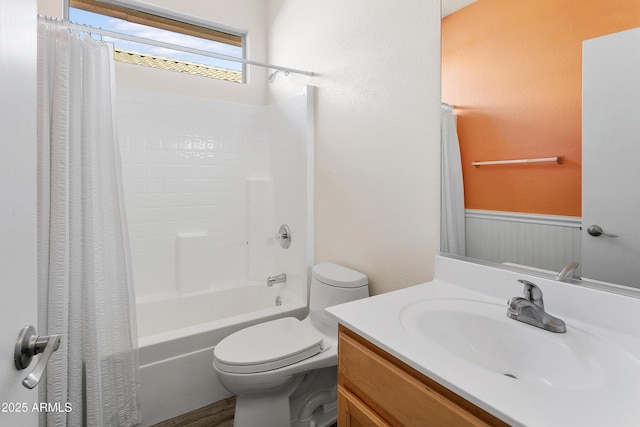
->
[268,69,289,83]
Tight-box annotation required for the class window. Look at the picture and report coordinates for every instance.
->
[68,0,245,82]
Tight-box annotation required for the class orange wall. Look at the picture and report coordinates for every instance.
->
[442,0,640,216]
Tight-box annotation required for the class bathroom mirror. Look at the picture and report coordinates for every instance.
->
[441,0,640,292]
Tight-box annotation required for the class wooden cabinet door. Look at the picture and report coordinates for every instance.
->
[338,385,390,427]
[338,326,508,427]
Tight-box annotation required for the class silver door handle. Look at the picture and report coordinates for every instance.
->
[587,225,618,238]
[14,325,61,389]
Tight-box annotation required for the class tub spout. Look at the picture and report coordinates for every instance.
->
[267,273,286,287]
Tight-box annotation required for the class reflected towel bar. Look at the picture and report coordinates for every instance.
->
[472,156,564,167]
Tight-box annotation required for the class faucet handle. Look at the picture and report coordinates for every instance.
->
[517,279,544,310]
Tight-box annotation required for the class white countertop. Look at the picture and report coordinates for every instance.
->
[326,255,640,427]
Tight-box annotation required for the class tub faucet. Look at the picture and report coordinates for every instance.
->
[556,261,580,281]
[507,279,566,333]
[267,273,286,287]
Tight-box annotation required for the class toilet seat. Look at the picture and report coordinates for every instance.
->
[214,317,324,374]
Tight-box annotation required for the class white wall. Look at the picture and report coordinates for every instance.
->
[266,1,442,294]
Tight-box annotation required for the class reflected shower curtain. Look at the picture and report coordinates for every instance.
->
[37,21,141,427]
[440,105,466,256]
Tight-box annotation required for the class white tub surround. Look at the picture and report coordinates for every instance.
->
[176,232,210,293]
[247,178,274,280]
[326,255,640,427]
[118,87,313,302]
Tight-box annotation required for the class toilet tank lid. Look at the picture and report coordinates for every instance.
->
[312,263,368,288]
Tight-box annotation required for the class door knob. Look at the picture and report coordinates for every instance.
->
[14,325,61,389]
[587,225,618,238]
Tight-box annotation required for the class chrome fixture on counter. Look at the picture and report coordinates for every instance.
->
[556,261,581,282]
[507,279,566,333]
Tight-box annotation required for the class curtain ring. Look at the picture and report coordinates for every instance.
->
[84,23,93,41]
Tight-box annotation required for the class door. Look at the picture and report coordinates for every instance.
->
[582,27,640,287]
[0,0,39,424]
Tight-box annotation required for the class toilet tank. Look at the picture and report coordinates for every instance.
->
[309,263,369,337]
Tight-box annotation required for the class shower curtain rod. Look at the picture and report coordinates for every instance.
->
[37,15,315,78]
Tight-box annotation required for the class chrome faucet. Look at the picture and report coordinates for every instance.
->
[507,279,566,333]
[267,273,286,287]
[556,261,580,281]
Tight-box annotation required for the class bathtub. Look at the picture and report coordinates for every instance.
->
[136,283,307,427]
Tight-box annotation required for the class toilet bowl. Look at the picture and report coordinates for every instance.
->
[213,263,369,427]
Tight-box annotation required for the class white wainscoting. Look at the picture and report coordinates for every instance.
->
[465,210,582,274]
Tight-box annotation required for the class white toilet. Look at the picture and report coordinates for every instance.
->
[213,263,369,427]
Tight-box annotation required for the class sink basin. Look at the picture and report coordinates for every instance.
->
[400,298,635,390]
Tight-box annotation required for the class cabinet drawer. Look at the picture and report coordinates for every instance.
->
[338,385,391,427]
[338,327,507,427]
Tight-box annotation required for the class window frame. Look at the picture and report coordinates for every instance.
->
[66,0,247,82]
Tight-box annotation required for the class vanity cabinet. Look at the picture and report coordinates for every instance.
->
[337,326,508,427]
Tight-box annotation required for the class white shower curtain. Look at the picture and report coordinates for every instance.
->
[440,105,466,256]
[37,21,141,427]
